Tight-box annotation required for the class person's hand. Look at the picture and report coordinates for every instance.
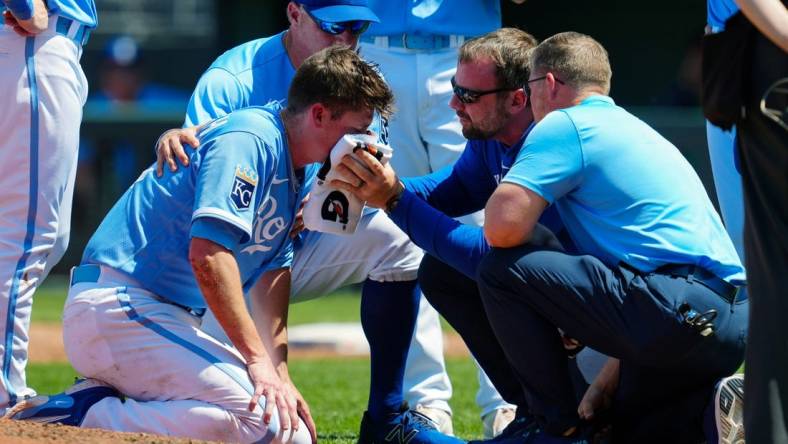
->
[278,373,318,444]
[289,195,309,239]
[578,382,613,420]
[577,357,619,420]
[330,149,400,208]
[246,359,300,432]
[155,126,200,177]
[3,4,48,37]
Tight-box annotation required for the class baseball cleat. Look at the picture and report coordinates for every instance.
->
[471,411,539,444]
[711,374,745,444]
[358,405,465,444]
[3,378,121,426]
[481,407,516,439]
[414,404,454,436]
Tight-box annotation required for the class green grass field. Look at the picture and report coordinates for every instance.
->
[28,276,483,442]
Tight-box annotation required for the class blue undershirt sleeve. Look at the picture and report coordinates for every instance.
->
[5,0,34,20]
[389,189,489,279]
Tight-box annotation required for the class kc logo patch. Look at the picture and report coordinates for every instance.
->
[230,165,258,210]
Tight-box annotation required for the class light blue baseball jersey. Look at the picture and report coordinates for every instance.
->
[185,32,295,127]
[46,0,97,28]
[707,0,739,30]
[504,95,745,284]
[184,30,385,140]
[83,103,315,310]
[367,0,500,36]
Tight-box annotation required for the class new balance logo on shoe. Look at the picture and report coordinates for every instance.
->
[385,424,418,444]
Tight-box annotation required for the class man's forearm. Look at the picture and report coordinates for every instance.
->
[190,237,268,364]
[389,189,490,278]
[736,0,788,53]
[249,268,292,369]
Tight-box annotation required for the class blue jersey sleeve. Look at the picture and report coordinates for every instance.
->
[389,189,489,279]
[503,111,583,203]
[403,142,496,217]
[185,68,248,127]
[190,131,274,245]
[5,0,34,19]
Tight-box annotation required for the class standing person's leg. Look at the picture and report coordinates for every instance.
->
[706,122,745,260]
[59,269,311,444]
[0,27,85,412]
[738,30,788,444]
[361,41,456,428]
[477,246,747,443]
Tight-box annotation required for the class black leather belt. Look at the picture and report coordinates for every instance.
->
[656,264,745,304]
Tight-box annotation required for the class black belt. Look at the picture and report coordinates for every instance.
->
[655,264,745,304]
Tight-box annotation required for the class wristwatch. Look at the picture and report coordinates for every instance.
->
[385,180,405,214]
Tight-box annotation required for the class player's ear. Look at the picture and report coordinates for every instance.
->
[310,103,327,128]
[286,2,301,26]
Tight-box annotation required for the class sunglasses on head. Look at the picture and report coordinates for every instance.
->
[304,8,371,36]
[450,76,519,104]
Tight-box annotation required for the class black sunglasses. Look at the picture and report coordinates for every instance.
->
[524,75,565,95]
[450,76,519,104]
[304,8,371,36]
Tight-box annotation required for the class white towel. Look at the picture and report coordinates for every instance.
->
[303,134,393,235]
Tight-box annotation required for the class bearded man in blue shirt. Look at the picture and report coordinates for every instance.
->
[336,30,748,444]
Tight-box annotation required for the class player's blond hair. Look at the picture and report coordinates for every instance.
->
[529,32,612,94]
[285,45,394,119]
[459,28,538,91]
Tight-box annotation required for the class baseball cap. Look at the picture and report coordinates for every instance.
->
[296,0,380,23]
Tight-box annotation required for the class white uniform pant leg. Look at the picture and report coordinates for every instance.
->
[63,280,310,444]
[0,27,85,409]
[706,121,745,260]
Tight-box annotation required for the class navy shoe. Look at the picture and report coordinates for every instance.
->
[358,405,466,444]
[704,374,745,444]
[3,378,121,426]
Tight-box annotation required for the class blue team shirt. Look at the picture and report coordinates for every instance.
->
[184,30,385,139]
[392,127,564,278]
[367,0,500,37]
[707,0,739,30]
[47,0,97,28]
[83,104,316,309]
[185,32,295,127]
[504,95,745,283]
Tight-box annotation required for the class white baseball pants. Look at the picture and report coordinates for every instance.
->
[0,19,86,411]
[63,266,312,444]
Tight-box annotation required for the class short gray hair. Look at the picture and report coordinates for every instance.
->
[529,32,611,94]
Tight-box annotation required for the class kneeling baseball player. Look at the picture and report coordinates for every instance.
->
[5,47,400,444]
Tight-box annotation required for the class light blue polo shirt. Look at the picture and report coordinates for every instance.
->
[504,95,745,284]
[47,0,97,28]
[184,30,385,140]
[707,0,739,31]
[367,0,500,37]
[83,103,315,309]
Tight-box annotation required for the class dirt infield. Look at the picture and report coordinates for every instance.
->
[0,419,218,444]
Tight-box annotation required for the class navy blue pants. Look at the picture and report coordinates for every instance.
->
[472,245,747,443]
